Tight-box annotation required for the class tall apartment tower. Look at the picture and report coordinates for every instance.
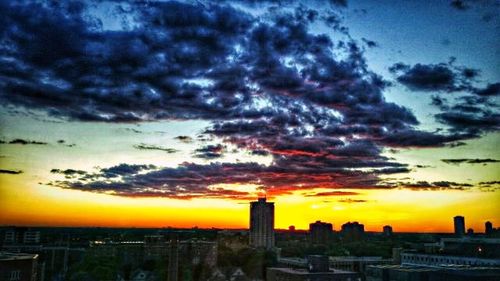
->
[485,221,493,235]
[454,216,465,237]
[249,198,275,249]
[309,221,333,245]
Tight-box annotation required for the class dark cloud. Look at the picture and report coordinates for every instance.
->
[50,168,86,174]
[338,198,368,203]
[4,1,488,198]
[50,168,87,178]
[328,0,348,7]
[383,180,474,191]
[48,156,429,199]
[431,95,448,109]
[8,139,47,145]
[133,144,178,153]
[435,111,500,134]
[441,158,500,165]
[361,38,378,48]
[389,62,478,92]
[377,130,473,148]
[0,169,23,174]
[447,141,467,148]
[124,128,143,134]
[305,191,360,197]
[193,144,226,159]
[478,181,500,187]
[449,0,500,23]
[450,0,470,10]
[57,139,76,147]
[174,135,193,143]
[100,164,157,178]
[249,149,271,156]
[390,61,499,135]
[475,83,500,97]
[216,0,347,8]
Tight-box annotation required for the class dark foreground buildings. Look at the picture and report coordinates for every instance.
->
[0,252,38,281]
[267,255,360,281]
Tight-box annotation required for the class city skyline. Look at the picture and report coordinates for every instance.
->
[0,0,499,232]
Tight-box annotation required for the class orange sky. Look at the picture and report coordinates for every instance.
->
[1,173,498,232]
[1,0,500,237]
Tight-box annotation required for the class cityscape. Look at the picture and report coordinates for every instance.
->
[1,0,499,280]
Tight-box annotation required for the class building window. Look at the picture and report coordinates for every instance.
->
[10,270,21,281]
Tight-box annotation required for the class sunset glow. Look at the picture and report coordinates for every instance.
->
[0,0,499,234]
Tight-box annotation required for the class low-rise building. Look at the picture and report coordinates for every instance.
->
[0,252,38,281]
[270,255,360,281]
[267,267,360,281]
[329,256,393,276]
[366,264,500,281]
[400,252,500,267]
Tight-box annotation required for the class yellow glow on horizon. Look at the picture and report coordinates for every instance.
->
[1,175,498,233]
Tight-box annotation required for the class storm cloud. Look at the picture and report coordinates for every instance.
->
[2,1,494,199]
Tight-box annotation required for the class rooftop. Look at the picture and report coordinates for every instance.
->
[0,252,38,261]
[268,267,357,275]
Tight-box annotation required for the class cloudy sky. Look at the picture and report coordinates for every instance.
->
[0,0,498,232]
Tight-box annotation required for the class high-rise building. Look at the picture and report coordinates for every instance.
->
[383,225,393,236]
[454,216,465,237]
[309,221,333,245]
[485,221,493,235]
[341,221,365,240]
[249,197,275,249]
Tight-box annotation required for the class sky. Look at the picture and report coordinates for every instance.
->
[0,0,499,232]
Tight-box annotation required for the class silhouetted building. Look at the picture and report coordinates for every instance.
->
[3,228,40,245]
[0,252,38,281]
[454,216,465,237]
[309,221,333,245]
[485,221,493,235]
[467,228,475,236]
[289,225,296,232]
[249,198,275,249]
[383,225,393,236]
[341,222,364,240]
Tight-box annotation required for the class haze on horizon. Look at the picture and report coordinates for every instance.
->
[0,0,499,233]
